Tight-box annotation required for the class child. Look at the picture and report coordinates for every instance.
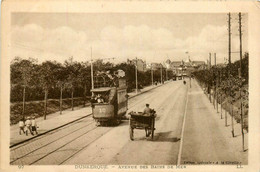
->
[18,117,25,135]
[25,117,33,136]
[31,116,38,135]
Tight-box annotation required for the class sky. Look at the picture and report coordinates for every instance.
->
[11,13,248,64]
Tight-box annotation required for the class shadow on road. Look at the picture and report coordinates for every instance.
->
[152,131,180,142]
[133,131,180,142]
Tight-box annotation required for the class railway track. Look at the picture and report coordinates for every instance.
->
[10,82,175,165]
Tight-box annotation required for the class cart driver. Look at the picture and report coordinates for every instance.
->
[143,104,152,116]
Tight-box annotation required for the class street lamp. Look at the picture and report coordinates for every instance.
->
[165,63,170,81]
[91,47,94,96]
[160,64,163,84]
[135,57,138,94]
[151,63,154,86]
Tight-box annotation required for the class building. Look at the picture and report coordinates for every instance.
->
[192,61,206,67]
[170,61,183,75]
[150,63,163,70]
[127,58,146,72]
[170,58,206,76]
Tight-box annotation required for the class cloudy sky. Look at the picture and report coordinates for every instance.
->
[11,13,248,64]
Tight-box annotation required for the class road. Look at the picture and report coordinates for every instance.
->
[10,79,247,165]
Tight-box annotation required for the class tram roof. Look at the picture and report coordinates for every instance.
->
[91,87,112,92]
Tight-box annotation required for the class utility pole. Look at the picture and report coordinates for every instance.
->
[90,48,93,89]
[160,64,163,84]
[135,57,138,94]
[214,53,218,112]
[214,53,216,66]
[151,64,154,85]
[228,13,231,65]
[209,53,211,103]
[213,53,216,109]
[209,53,211,69]
[166,68,168,81]
[239,12,245,151]
[219,70,222,118]
[189,75,191,88]
[60,85,63,114]
[228,12,235,137]
[22,86,26,120]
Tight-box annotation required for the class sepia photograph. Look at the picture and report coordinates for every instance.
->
[1,1,260,171]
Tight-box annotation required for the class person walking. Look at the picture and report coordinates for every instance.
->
[31,116,38,135]
[18,117,25,135]
[25,117,33,136]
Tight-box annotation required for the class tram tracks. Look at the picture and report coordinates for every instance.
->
[10,91,154,165]
[10,119,96,164]
[29,125,100,165]
[10,82,180,165]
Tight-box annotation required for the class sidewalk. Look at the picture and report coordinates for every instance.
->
[180,79,248,164]
[10,82,169,147]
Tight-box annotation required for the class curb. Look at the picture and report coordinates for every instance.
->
[10,81,171,148]
[128,81,171,99]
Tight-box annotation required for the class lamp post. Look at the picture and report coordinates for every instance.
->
[90,47,94,96]
[135,57,138,94]
[160,64,163,84]
[151,64,154,85]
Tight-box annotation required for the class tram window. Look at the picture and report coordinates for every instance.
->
[92,91,110,103]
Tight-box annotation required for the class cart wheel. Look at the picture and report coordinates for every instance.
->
[129,127,134,141]
[116,118,121,125]
[151,118,155,140]
[145,128,149,137]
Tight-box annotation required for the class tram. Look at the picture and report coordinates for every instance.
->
[90,70,128,126]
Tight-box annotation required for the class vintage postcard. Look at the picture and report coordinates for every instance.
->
[1,0,260,172]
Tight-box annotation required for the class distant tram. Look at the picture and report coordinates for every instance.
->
[90,70,128,126]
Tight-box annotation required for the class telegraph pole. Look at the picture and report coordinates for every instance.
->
[151,64,154,85]
[228,12,235,137]
[228,13,231,65]
[219,70,222,118]
[166,68,168,81]
[209,53,211,69]
[214,53,218,112]
[213,53,216,109]
[209,53,211,103]
[91,47,94,96]
[135,57,138,94]
[160,64,163,84]
[239,12,245,151]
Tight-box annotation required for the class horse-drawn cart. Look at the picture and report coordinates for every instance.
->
[128,110,156,141]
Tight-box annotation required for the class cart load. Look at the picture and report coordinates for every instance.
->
[128,110,156,141]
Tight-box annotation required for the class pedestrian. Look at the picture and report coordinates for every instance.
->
[25,116,33,136]
[31,116,38,135]
[18,117,25,135]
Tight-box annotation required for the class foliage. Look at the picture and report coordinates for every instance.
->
[193,52,249,129]
[11,58,169,102]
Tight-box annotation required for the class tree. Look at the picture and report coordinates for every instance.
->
[11,57,37,119]
[38,61,60,119]
[78,62,91,107]
[54,63,67,114]
[64,57,82,111]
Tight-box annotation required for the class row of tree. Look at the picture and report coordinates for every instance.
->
[11,57,172,119]
[193,52,249,132]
